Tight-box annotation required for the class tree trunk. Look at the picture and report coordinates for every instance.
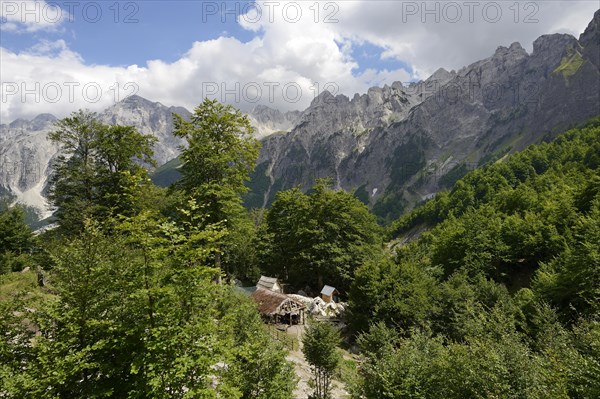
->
[215,251,222,284]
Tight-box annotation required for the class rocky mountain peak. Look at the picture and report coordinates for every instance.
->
[579,9,600,67]
[391,81,404,90]
[249,104,295,122]
[247,104,301,138]
[31,113,56,123]
[309,90,339,107]
[250,10,600,214]
[425,68,456,87]
[7,119,29,130]
[251,104,275,114]
[494,42,527,57]
[98,96,187,167]
[31,114,57,131]
[119,94,160,108]
[581,9,600,40]
[3,114,56,133]
[528,33,580,76]
[533,33,578,58]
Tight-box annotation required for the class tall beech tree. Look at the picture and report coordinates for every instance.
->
[49,110,157,234]
[261,179,383,292]
[172,99,260,273]
[0,206,35,274]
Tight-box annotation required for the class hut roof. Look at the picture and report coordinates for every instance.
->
[321,285,337,296]
[256,275,279,291]
[251,288,304,316]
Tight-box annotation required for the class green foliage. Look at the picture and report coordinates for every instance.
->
[533,203,600,321]
[1,101,298,398]
[150,157,182,187]
[350,118,600,397]
[387,119,600,292]
[172,98,260,224]
[221,209,262,282]
[49,110,157,234]
[353,184,370,206]
[261,179,383,292]
[349,255,439,334]
[0,206,34,254]
[303,320,342,399]
[172,99,261,276]
[0,207,36,274]
[438,162,472,188]
[372,190,405,224]
[0,214,295,398]
[354,308,600,399]
[391,118,600,238]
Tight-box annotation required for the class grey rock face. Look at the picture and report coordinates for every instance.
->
[0,117,59,218]
[247,105,301,138]
[579,9,600,68]
[99,95,190,166]
[248,12,600,219]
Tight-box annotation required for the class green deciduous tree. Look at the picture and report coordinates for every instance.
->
[49,110,157,234]
[534,203,600,321]
[262,179,383,292]
[303,320,341,399]
[0,206,36,274]
[172,99,260,274]
[173,99,259,207]
[348,255,440,334]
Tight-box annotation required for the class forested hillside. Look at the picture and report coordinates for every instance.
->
[348,118,600,398]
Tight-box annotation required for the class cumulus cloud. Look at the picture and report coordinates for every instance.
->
[0,0,597,122]
[330,0,599,78]
[0,0,68,32]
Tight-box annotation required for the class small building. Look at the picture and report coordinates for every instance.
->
[256,275,282,293]
[320,285,339,303]
[251,288,305,325]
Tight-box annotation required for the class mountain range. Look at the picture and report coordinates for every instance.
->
[1,10,599,223]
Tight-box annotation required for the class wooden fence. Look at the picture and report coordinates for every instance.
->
[268,325,299,351]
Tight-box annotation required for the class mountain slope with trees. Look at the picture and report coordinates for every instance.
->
[347,118,600,398]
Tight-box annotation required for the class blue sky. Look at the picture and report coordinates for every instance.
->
[1,1,598,122]
[2,1,257,64]
[2,1,409,73]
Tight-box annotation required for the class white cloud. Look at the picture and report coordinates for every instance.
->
[330,0,599,78]
[0,1,598,122]
[0,0,67,32]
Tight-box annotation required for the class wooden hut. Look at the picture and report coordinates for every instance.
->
[320,285,339,303]
[251,288,305,325]
[256,275,282,293]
